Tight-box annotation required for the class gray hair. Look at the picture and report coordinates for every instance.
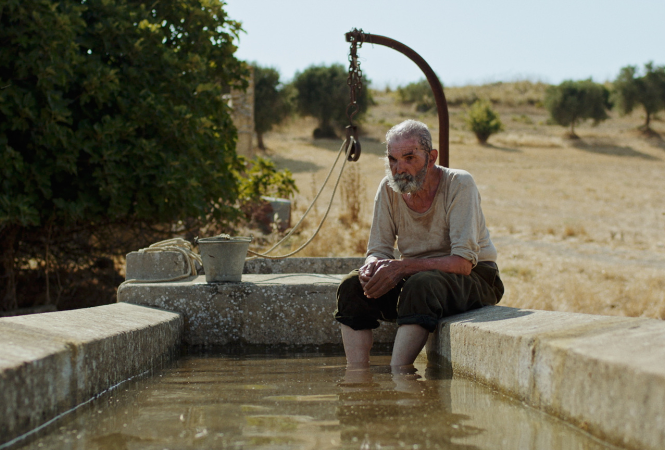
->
[385,120,432,154]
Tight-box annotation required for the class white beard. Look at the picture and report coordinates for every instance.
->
[385,156,429,194]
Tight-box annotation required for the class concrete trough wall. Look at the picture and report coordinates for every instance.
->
[118,274,398,346]
[0,303,182,445]
[243,257,364,275]
[427,306,665,450]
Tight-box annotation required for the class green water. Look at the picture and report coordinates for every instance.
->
[16,351,617,449]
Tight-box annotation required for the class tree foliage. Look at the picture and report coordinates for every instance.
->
[253,65,292,150]
[396,78,438,112]
[293,64,371,139]
[612,62,665,131]
[464,100,504,144]
[544,79,611,136]
[0,0,296,311]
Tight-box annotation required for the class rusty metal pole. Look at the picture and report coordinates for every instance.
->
[345,30,450,168]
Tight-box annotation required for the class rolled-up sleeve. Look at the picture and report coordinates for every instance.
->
[446,172,483,267]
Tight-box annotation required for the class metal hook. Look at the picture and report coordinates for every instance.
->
[345,125,361,161]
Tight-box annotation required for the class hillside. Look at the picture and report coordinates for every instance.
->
[251,86,665,319]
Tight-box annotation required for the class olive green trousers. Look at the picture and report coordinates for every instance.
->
[334,262,504,333]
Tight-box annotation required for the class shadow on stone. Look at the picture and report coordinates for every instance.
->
[571,139,660,160]
[484,143,522,153]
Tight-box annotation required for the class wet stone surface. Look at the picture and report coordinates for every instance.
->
[15,352,620,450]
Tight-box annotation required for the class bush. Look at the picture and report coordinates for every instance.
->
[0,0,293,311]
[464,100,504,144]
[612,62,665,131]
[396,79,437,112]
[253,65,293,150]
[293,64,371,139]
[544,79,611,137]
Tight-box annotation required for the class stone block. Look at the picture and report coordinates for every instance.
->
[118,274,397,346]
[0,303,182,444]
[243,257,365,275]
[125,250,189,281]
[427,305,665,450]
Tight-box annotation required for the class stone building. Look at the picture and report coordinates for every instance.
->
[223,66,255,158]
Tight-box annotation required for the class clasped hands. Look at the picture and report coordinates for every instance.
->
[359,258,404,299]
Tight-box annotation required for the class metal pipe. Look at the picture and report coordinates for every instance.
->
[345,30,450,167]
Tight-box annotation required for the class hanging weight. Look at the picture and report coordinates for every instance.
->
[345,125,361,161]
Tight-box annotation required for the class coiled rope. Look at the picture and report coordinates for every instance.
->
[246,137,353,259]
[121,238,202,284]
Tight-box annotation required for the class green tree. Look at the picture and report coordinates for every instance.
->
[0,0,294,310]
[544,79,611,137]
[397,78,438,112]
[612,62,665,131]
[464,99,504,144]
[293,64,371,139]
[253,65,292,150]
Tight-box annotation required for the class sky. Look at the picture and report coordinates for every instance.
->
[225,0,665,89]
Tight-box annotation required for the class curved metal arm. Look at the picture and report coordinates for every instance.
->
[345,30,450,168]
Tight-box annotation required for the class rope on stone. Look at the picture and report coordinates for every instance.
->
[246,137,353,260]
[121,238,202,284]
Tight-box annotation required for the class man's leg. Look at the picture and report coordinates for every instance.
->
[390,324,429,366]
[341,324,373,365]
[391,267,503,366]
[335,270,402,365]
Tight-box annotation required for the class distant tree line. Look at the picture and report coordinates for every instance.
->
[253,63,372,144]
[544,62,665,137]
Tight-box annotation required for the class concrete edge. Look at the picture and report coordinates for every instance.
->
[0,303,183,445]
[426,305,665,450]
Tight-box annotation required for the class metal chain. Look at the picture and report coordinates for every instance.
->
[346,29,364,124]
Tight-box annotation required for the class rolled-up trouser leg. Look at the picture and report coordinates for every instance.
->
[397,265,502,332]
[335,270,404,330]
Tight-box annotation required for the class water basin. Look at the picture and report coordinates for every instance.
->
[15,350,619,449]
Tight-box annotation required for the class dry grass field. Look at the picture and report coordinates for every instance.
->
[250,85,665,320]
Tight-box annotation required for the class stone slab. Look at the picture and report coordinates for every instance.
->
[118,274,398,346]
[125,250,189,281]
[426,305,665,450]
[0,303,182,445]
[243,257,365,275]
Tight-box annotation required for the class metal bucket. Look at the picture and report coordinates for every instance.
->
[197,235,252,283]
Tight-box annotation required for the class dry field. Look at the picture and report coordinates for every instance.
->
[251,88,665,320]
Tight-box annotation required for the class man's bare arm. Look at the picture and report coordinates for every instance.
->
[362,255,472,299]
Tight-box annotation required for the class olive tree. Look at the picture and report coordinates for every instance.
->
[293,64,371,139]
[544,79,611,137]
[612,62,665,131]
[0,0,296,310]
[254,65,292,150]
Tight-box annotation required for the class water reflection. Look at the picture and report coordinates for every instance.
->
[14,352,619,450]
[337,363,480,449]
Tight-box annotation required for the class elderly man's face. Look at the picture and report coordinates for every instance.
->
[385,138,430,194]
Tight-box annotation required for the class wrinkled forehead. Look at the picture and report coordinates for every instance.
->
[386,138,425,158]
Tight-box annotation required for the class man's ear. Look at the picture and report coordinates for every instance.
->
[429,149,438,167]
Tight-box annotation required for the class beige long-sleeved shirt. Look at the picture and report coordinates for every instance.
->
[366,166,497,266]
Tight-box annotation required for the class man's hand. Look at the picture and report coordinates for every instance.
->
[361,259,404,299]
[359,255,474,299]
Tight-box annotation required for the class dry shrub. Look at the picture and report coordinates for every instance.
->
[499,259,665,319]
[339,164,364,226]
[563,225,587,238]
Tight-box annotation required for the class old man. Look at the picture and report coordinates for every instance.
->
[335,119,504,366]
